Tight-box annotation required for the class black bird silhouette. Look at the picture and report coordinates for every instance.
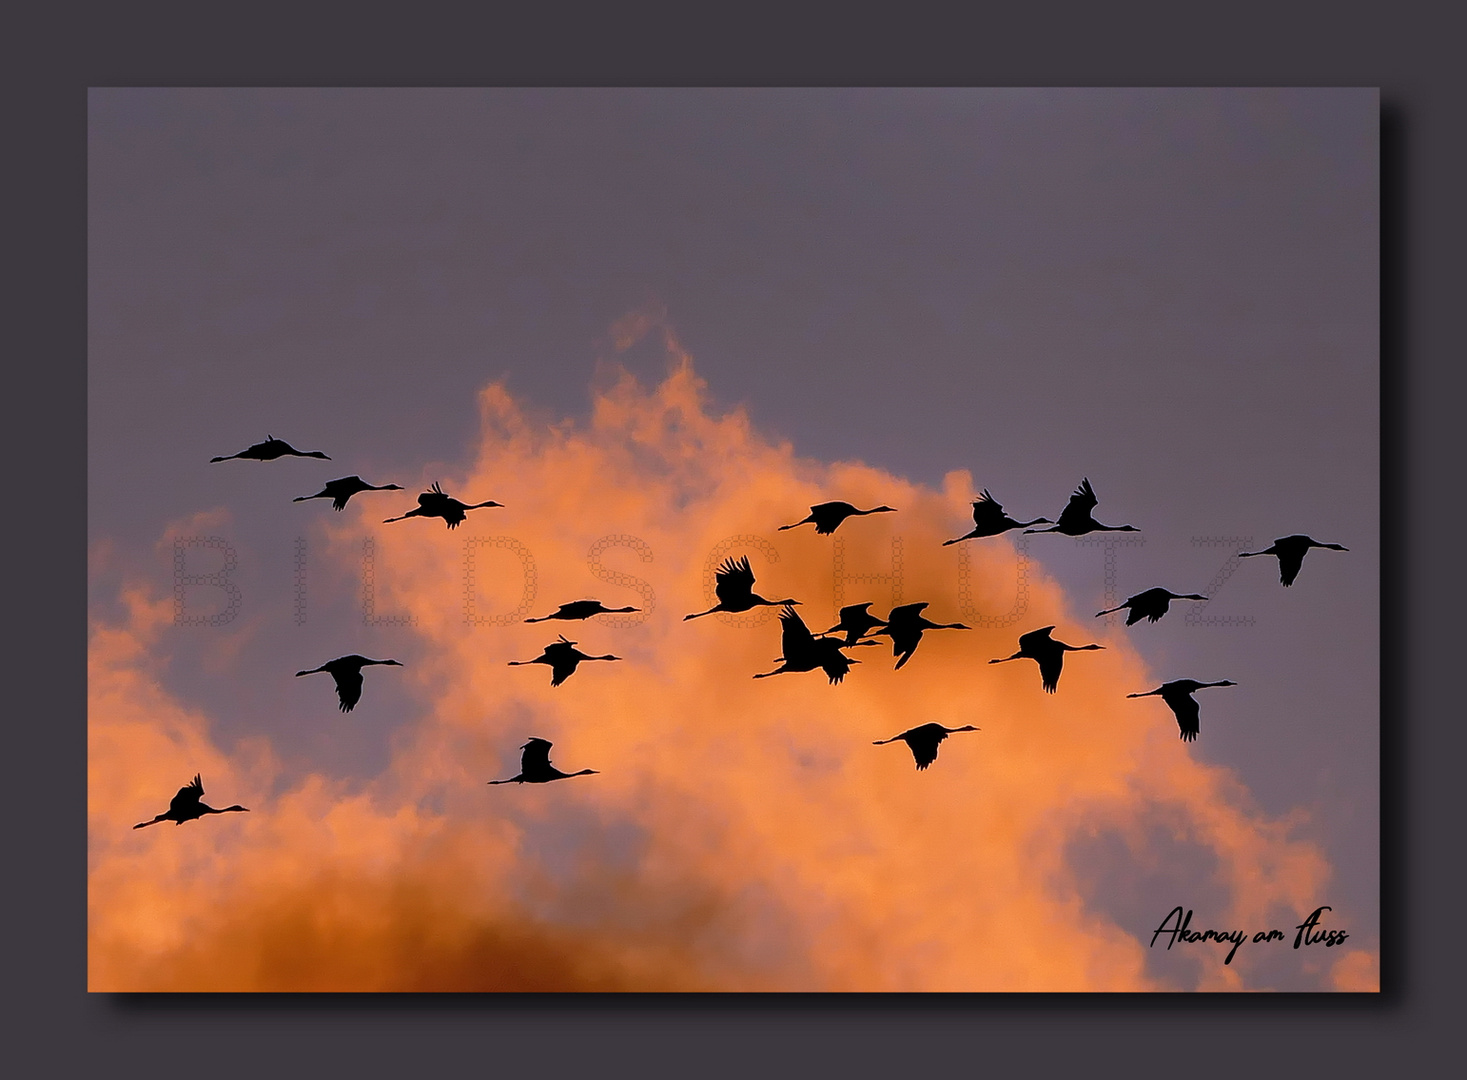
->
[293,475,404,511]
[823,602,889,647]
[989,626,1104,693]
[210,435,330,463]
[873,723,980,770]
[384,482,503,530]
[526,600,641,623]
[1025,478,1138,536]
[684,556,800,620]
[295,655,403,712]
[508,636,621,686]
[1128,679,1237,741]
[753,605,862,685]
[779,501,896,535]
[488,738,599,784]
[943,490,1051,545]
[133,774,249,828]
[875,602,971,670]
[1238,535,1349,587]
[1096,587,1208,625]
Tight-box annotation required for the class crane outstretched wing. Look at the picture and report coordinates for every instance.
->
[714,556,755,604]
[778,605,815,658]
[909,731,943,769]
[815,638,856,684]
[885,602,927,624]
[1277,550,1305,587]
[1053,478,1098,530]
[890,631,921,669]
[1038,654,1063,693]
[809,502,851,534]
[521,738,554,773]
[1017,626,1056,653]
[879,605,924,669]
[325,477,363,511]
[331,668,364,712]
[830,602,883,643]
[1168,694,1202,741]
[972,489,1003,525]
[1128,589,1163,624]
[170,774,205,814]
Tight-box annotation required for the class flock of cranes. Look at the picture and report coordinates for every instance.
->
[131,440,1350,821]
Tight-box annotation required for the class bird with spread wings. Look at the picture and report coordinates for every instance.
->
[989,626,1104,693]
[872,723,980,770]
[778,501,896,535]
[508,636,621,687]
[1025,477,1138,536]
[684,556,800,620]
[1128,680,1237,741]
[753,605,863,685]
[295,655,403,712]
[488,738,599,784]
[134,774,249,828]
[1238,535,1348,587]
[943,489,1050,545]
[383,482,503,530]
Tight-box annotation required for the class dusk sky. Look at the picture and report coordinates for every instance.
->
[87,88,1378,991]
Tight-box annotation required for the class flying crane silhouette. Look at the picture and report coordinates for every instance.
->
[873,723,980,770]
[1238,535,1349,587]
[295,654,403,712]
[488,738,599,784]
[875,602,971,670]
[684,556,800,620]
[133,774,249,828]
[210,435,330,463]
[778,501,896,535]
[1096,587,1208,625]
[1025,477,1138,536]
[293,475,404,510]
[1128,679,1237,741]
[752,605,863,685]
[526,600,641,623]
[384,482,503,530]
[508,636,621,686]
[989,626,1104,693]
[823,602,889,646]
[943,490,1051,545]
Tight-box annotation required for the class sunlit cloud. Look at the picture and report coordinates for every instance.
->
[89,315,1337,991]
[1330,949,1380,993]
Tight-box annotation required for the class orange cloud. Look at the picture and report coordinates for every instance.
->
[1330,949,1380,993]
[89,319,1338,991]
